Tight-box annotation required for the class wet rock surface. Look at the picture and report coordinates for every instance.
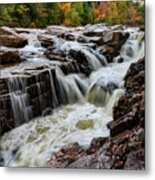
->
[0,50,25,65]
[44,45,99,76]
[0,26,27,48]
[0,63,77,135]
[42,24,130,65]
[47,58,145,170]
[47,143,85,168]
[38,34,55,48]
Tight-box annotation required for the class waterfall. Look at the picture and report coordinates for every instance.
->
[4,28,144,127]
[23,29,46,48]
[59,41,107,71]
[21,30,47,62]
[81,48,103,70]
[87,28,144,111]
[105,88,125,116]
[8,77,33,126]
[87,84,111,107]
[6,67,88,127]
[48,69,58,108]
[27,34,41,48]
[55,67,87,104]
[118,30,144,62]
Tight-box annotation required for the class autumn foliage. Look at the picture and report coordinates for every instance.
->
[0,1,144,28]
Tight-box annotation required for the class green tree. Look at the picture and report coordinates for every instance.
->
[0,2,145,28]
[81,2,94,25]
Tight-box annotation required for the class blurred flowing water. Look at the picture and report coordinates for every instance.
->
[0,27,144,167]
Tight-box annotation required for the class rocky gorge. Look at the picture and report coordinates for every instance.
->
[0,23,144,169]
[47,58,145,169]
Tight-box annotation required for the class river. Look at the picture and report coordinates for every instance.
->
[0,25,144,167]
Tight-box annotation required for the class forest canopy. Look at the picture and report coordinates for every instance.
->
[0,1,144,28]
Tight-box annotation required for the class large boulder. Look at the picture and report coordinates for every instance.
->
[102,31,129,45]
[98,31,129,62]
[44,43,100,75]
[0,26,27,48]
[0,50,25,65]
[0,26,17,36]
[67,49,92,76]
[44,47,67,63]
[89,37,104,45]
[98,45,119,62]
[38,34,55,48]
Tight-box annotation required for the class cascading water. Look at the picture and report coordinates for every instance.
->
[87,29,145,111]
[55,67,87,105]
[8,77,33,126]
[48,69,58,108]
[57,41,107,70]
[115,29,144,62]
[0,27,144,167]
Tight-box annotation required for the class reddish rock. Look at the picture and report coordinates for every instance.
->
[47,143,85,168]
[87,137,108,154]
